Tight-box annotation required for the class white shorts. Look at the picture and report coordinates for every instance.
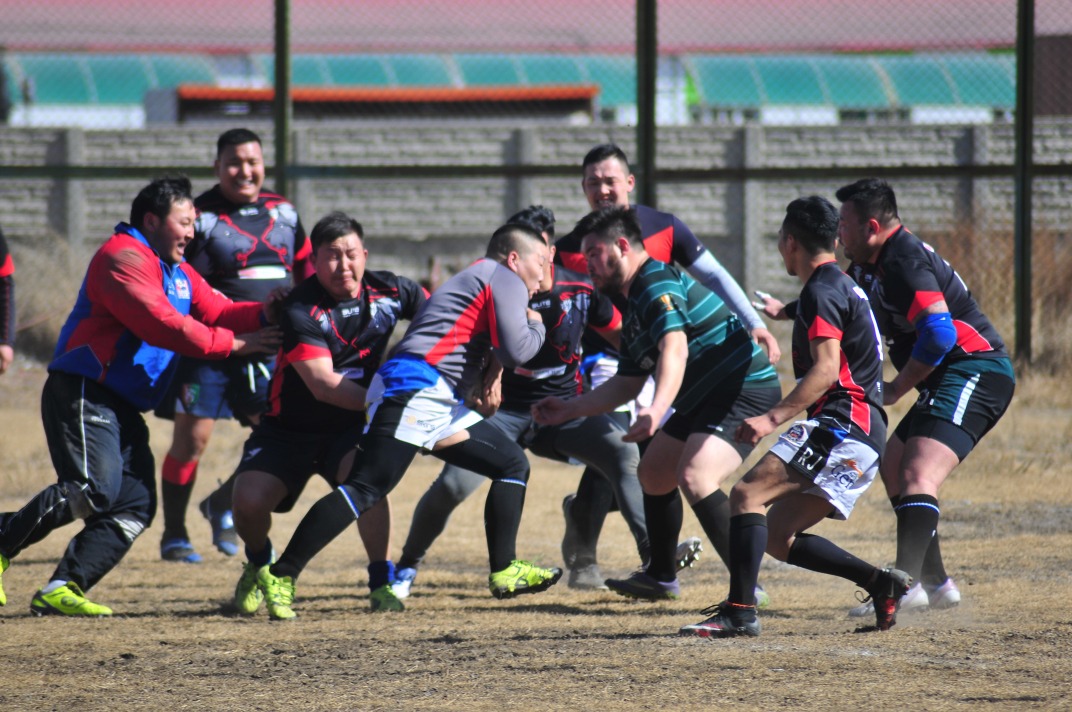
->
[769,418,880,520]
[365,371,483,450]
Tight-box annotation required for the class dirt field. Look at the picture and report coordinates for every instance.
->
[1,362,1070,711]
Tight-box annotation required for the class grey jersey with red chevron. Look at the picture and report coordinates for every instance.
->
[391,258,546,399]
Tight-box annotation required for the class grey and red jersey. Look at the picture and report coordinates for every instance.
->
[391,258,546,399]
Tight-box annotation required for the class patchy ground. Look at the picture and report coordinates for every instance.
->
[1,364,1070,710]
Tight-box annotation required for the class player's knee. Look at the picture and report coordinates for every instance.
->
[109,512,149,544]
[62,482,104,520]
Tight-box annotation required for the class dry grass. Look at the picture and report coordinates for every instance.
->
[1,363,1070,710]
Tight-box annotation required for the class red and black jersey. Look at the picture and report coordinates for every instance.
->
[0,226,14,346]
[500,264,619,408]
[264,270,425,433]
[793,262,887,453]
[555,204,705,358]
[849,226,1008,372]
[185,186,312,303]
[554,203,706,273]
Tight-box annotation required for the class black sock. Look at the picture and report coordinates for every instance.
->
[691,489,731,570]
[247,539,273,568]
[728,513,767,605]
[485,479,526,572]
[894,494,941,581]
[786,532,877,587]
[920,533,949,586]
[161,480,194,540]
[273,488,361,580]
[643,490,682,582]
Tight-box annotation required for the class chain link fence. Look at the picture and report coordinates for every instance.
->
[1,1,1070,365]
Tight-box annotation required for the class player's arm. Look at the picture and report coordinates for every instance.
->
[884,299,955,405]
[489,267,545,368]
[737,337,839,445]
[677,228,780,363]
[588,289,622,350]
[531,372,647,426]
[92,247,259,359]
[291,355,368,411]
[626,329,687,442]
[0,236,14,375]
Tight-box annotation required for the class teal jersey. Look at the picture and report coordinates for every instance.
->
[618,258,777,413]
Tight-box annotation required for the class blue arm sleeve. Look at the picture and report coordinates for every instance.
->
[911,312,957,366]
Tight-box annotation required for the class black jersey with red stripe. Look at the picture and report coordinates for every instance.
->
[0,226,14,346]
[500,264,618,408]
[264,270,425,433]
[185,186,311,303]
[555,203,705,274]
[849,226,1008,372]
[554,203,705,357]
[793,262,887,452]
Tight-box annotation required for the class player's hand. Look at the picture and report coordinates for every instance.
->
[470,378,502,418]
[623,407,661,443]
[262,286,291,324]
[735,413,778,445]
[751,290,789,321]
[751,327,782,364]
[232,325,283,356]
[0,344,13,375]
[531,396,573,426]
[525,307,542,323]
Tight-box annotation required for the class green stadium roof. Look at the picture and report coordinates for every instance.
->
[3,51,1016,111]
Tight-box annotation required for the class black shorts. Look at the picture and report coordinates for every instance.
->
[234,419,364,513]
[894,357,1015,461]
[661,383,783,459]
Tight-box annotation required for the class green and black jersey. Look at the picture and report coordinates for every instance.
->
[617,258,777,413]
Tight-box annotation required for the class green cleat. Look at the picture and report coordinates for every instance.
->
[234,561,265,615]
[0,553,9,607]
[256,565,296,620]
[488,560,563,600]
[369,584,405,612]
[30,582,113,617]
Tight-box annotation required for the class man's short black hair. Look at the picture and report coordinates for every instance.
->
[835,178,899,226]
[573,206,643,248]
[486,223,546,262]
[507,205,556,240]
[582,143,631,173]
[310,211,364,252]
[130,175,193,228]
[783,196,840,255]
[216,128,262,158]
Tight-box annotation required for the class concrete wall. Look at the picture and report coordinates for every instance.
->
[2,121,1070,305]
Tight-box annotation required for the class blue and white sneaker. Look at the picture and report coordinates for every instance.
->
[161,537,202,563]
[391,567,418,599]
[199,498,239,557]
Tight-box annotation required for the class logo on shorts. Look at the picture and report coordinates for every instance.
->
[181,384,201,409]
[833,459,862,489]
[405,415,436,432]
[785,423,807,443]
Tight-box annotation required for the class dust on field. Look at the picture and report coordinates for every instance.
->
[1,364,1070,710]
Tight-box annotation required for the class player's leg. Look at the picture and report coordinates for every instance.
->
[160,412,215,562]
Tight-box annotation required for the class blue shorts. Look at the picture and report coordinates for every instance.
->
[894,357,1015,461]
[154,355,274,425]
